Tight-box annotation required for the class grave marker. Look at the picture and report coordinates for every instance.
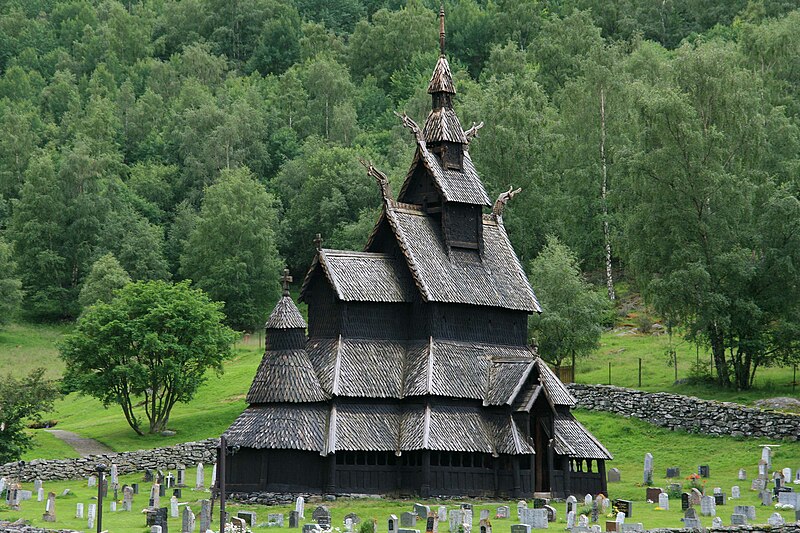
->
[199,499,211,532]
[182,506,196,532]
[613,500,632,518]
[42,492,56,522]
[658,493,668,511]
[643,453,653,485]
[607,468,621,483]
[195,463,205,490]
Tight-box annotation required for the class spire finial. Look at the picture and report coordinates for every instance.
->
[314,233,323,251]
[281,268,293,296]
[439,5,446,56]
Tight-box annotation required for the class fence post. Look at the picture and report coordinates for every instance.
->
[638,358,642,388]
[608,362,612,386]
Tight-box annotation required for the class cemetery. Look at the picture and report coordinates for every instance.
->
[3,4,800,533]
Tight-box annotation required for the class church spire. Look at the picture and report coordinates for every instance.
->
[439,4,446,56]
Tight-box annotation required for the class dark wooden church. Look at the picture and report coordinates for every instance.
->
[223,10,611,499]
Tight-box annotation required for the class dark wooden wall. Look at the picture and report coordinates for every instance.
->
[306,275,341,338]
[342,302,410,339]
[428,303,528,345]
[443,203,482,250]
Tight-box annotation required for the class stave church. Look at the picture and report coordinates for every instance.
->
[222,9,611,498]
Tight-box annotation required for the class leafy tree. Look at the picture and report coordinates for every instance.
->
[0,369,60,463]
[621,39,800,389]
[60,280,235,435]
[78,252,131,308]
[0,237,23,326]
[528,236,610,369]
[181,167,282,331]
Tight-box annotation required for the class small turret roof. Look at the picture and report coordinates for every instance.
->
[428,56,456,94]
[265,295,306,330]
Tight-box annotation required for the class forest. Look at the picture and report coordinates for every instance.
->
[0,0,799,390]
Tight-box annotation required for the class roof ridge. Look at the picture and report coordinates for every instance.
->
[265,294,307,329]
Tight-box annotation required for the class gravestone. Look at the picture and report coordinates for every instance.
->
[59,489,69,497]
[761,446,772,469]
[614,512,624,526]
[88,503,96,529]
[157,470,165,485]
[480,510,490,521]
[173,488,181,498]
[543,505,557,523]
[19,489,32,501]
[398,529,420,533]
[689,489,702,506]
[733,505,756,521]
[619,524,643,533]
[566,511,575,530]
[110,463,119,487]
[76,503,84,518]
[758,460,768,477]
[182,506,196,532]
[110,501,117,512]
[144,469,154,482]
[713,492,725,506]
[496,506,510,519]
[731,486,740,499]
[296,496,305,519]
[738,468,746,480]
[304,525,322,533]
[152,527,162,533]
[123,486,133,511]
[778,490,800,507]
[666,467,680,479]
[231,517,247,531]
[438,507,447,523]
[37,487,44,502]
[33,479,42,492]
[158,483,165,497]
[210,464,217,489]
[389,515,398,533]
[88,475,97,488]
[566,496,577,515]
[761,490,772,506]
[239,511,257,526]
[195,463,205,490]
[402,512,417,527]
[415,504,431,519]
[177,465,186,487]
[42,492,56,522]
[522,508,548,529]
[682,508,701,529]
[290,510,300,528]
[584,494,592,507]
[533,499,546,509]
[607,468,621,483]
[165,474,174,489]
[700,496,716,516]
[313,506,332,528]
[643,453,653,485]
[783,468,792,482]
[269,513,285,527]
[170,496,178,518]
[510,525,531,533]
[426,516,436,533]
[698,465,710,478]
[448,510,464,532]
[199,499,211,532]
[658,493,668,511]
[712,517,723,528]
[345,513,361,526]
[600,499,610,514]
[151,483,160,509]
[751,478,766,491]
[767,512,785,526]
[132,483,139,494]
[517,501,527,519]
[591,502,598,523]
[613,500,632,518]
[730,513,747,526]
[578,515,588,527]
[645,488,662,503]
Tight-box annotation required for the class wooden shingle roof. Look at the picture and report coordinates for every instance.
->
[537,359,576,407]
[223,404,327,451]
[428,55,456,94]
[399,142,490,206]
[553,412,613,460]
[246,349,328,404]
[266,296,306,329]
[379,204,540,312]
[423,107,468,144]
[300,249,414,303]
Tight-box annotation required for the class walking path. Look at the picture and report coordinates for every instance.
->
[44,429,114,456]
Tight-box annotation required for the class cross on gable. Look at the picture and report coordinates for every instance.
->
[281,268,293,296]
[314,233,323,250]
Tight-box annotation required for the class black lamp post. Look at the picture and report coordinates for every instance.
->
[95,464,106,533]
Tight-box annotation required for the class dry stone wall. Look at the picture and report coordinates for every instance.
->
[567,384,800,440]
[0,438,218,482]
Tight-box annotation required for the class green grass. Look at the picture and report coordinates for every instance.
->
[0,322,71,379]
[21,430,80,461]
[576,330,800,404]
[4,415,800,532]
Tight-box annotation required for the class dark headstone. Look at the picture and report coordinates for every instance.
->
[698,465,710,478]
[158,484,166,497]
[666,467,680,478]
[290,510,300,528]
[605,521,617,532]
[714,493,725,506]
[607,468,621,483]
[613,500,632,518]
[533,498,546,509]
[144,469,153,482]
[681,493,690,511]
[132,483,139,494]
[173,488,181,498]
[313,506,331,528]
[645,488,663,502]
[238,511,257,526]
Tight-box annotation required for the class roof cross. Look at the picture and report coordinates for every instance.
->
[314,233,323,250]
[281,268,293,296]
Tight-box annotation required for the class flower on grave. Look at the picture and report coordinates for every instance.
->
[654,507,664,511]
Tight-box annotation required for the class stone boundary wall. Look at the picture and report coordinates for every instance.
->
[567,384,800,440]
[0,438,218,482]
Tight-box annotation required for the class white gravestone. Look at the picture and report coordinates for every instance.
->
[643,453,654,485]
[296,496,305,519]
[195,463,205,489]
[658,493,669,510]
[76,503,84,518]
[731,486,740,499]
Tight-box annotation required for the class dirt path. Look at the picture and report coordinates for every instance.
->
[45,429,114,456]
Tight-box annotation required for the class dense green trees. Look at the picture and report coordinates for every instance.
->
[1,0,799,389]
[61,280,235,435]
[0,237,22,326]
[0,369,60,463]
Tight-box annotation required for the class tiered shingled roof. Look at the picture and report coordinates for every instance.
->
[553,413,614,460]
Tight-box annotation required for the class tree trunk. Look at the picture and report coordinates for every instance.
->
[708,325,730,386]
[599,88,616,301]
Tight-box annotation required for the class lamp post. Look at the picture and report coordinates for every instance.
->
[95,463,106,533]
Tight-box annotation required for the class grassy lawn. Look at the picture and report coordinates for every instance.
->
[21,430,80,461]
[576,330,799,404]
[0,322,71,379]
[4,413,800,532]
